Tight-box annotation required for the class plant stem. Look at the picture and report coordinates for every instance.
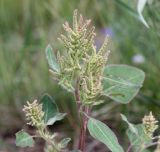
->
[75,78,81,111]
[78,106,91,152]
[75,78,91,152]
[126,144,132,152]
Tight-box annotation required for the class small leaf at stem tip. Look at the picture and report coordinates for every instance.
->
[120,114,138,135]
[87,118,124,152]
[58,137,71,149]
[47,113,67,125]
[15,130,34,147]
[45,44,60,72]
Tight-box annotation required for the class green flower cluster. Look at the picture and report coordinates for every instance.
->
[23,100,44,128]
[142,112,158,138]
[50,10,110,105]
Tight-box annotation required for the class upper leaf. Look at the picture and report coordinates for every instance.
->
[40,94,59,123]
[103,64,145,104]
[121,114,138,135]
[87,118,124,152]
[15,130,34,148]
[45,44,60,72]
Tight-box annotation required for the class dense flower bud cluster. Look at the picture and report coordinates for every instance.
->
[49,10,110,105]
[57,10,96,91]
[23,100,44,127]
[142,112,158,138]
[80,38,110,105]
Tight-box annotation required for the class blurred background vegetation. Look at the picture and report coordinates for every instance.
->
[0,0,160,151]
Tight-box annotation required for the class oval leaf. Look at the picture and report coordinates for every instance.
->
[88,118,124,152]
[16,130,34,148]
[103,64,145,104]
[40,94,59,123]
[45,44,60,72]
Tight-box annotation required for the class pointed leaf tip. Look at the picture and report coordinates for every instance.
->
[45,44,60,72]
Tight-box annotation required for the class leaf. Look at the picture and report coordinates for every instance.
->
[137,0,149,28]
[58,138,71,149]
[103,64,145,104]
[121,114,138,135]
[16,130,34,148]
[45,44,60,72]
[88,118,124,152]
[40,94,59,123]
[127,124,151,151]
[47,113,67,125]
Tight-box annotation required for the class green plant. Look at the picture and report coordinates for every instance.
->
[15,10,160,152]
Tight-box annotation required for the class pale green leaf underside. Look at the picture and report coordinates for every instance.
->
[88,118,124,152]
[40,94,59,124]
[103,64,145,104]
[45,44,60,72]
[47,113,67,125]
[16,130,34,147]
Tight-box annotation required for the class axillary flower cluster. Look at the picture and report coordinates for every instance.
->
[142,112,158,138]
[23,100,44,128]
[50,9,110,105]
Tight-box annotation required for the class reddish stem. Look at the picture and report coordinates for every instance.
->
[78,106,91,152]
[75,78,91,152]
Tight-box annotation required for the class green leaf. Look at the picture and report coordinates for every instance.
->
[58,138,71,149]
[16,130,34,148]
[137,0,149,28]
[40,94,59,123]
[127,124,151,151]
[47,113,67,125]
[88,118,124,152]
[121,114,138,135]
[103,64,145,104]
[45,44,60,72]
[127,124,152,152]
